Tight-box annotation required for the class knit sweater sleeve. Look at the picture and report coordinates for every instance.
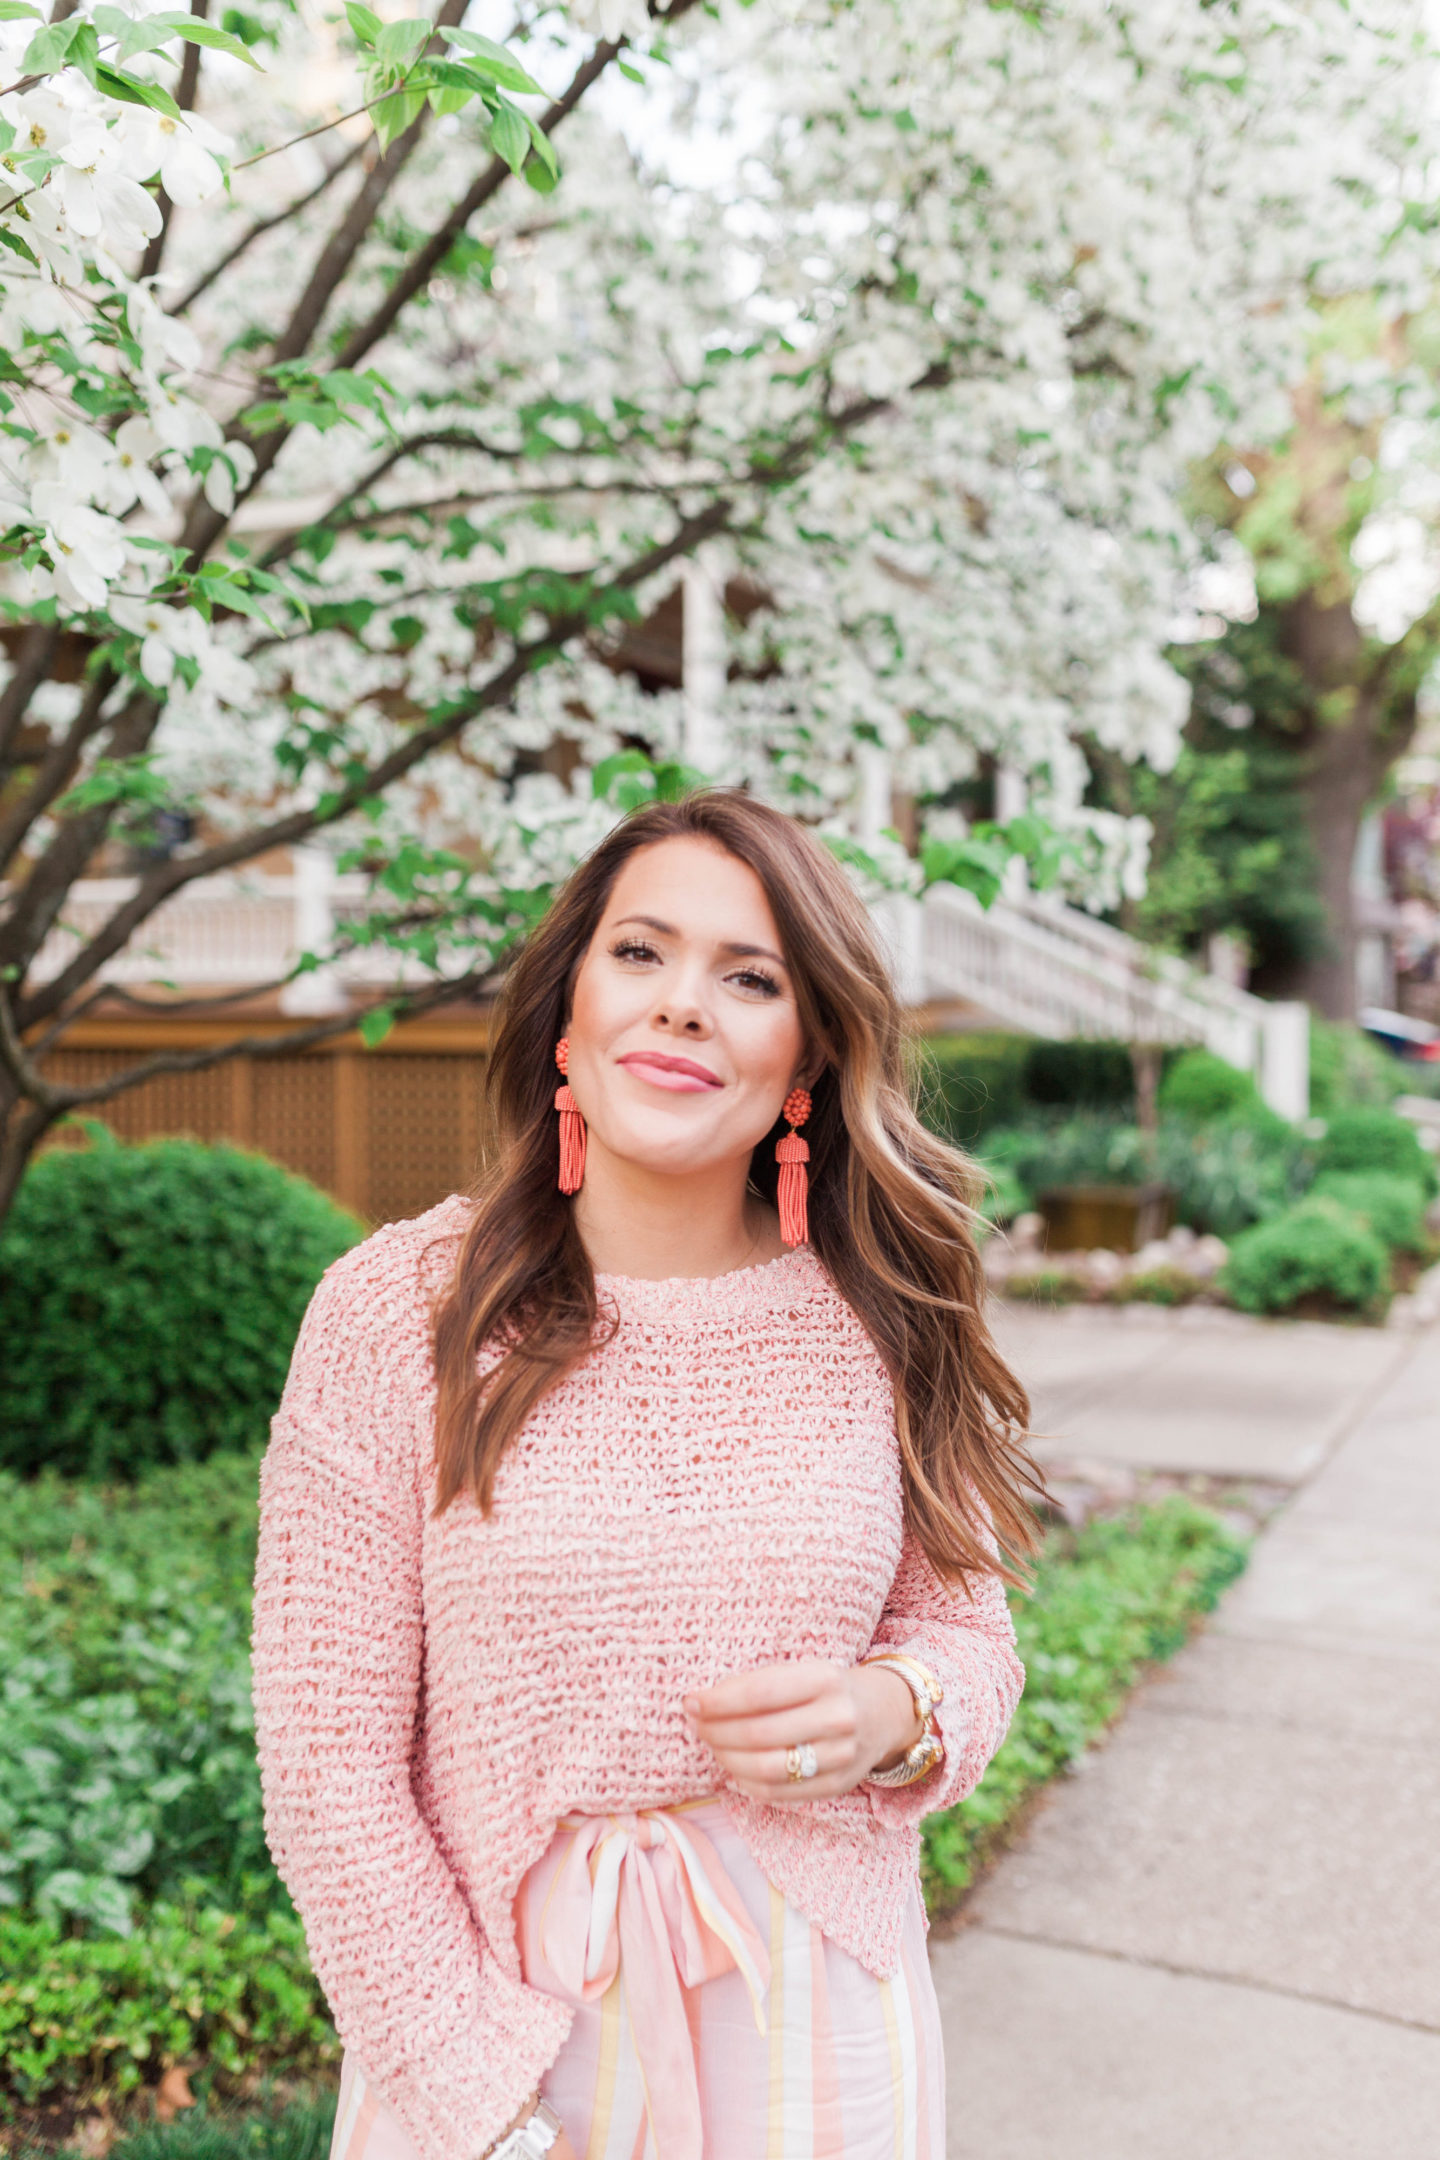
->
[249,1229,570,2160]
[861,1511,1024,1826]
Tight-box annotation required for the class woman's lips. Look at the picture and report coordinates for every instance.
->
[617,1052,723,1093]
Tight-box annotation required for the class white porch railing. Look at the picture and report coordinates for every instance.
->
[19,868,468,1007]
[922,882,1310,1118]
[18,866,1312,1115]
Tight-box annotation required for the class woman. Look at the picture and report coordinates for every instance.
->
[251,790,1041,2160]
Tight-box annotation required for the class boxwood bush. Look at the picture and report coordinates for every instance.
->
[1156,1047,1264,1123]
[0,1132,362,1478]
[1309,1171,1429,1255]
[1222,1195,1389,1315]
[1315,1106,1438,1200]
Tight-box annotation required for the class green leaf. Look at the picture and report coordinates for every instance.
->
[358,1003,396,1048]
[372,85,426,148]
[524,110,558,177]
[92,62,182,118]
[521,152,558,194]
[373,15,429,63]
[150,14,263,67]
[0,226,39,268]
[0,0,42,19]
[20,16,82,73]
[487,99,529,175]
[343,0,382,45]
[445,26,544,95]
[617,58,644,82]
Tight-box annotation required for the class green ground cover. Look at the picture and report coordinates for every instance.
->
[1,1455,1247,2147]
[920,1497,1249,1914]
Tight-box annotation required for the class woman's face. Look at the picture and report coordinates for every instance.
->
[564,836,810,1180]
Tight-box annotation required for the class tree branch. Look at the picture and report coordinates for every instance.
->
[178,0,473,565]
[0,678,152,978]
[255,427,528,570]
[0,670,116,881]
[8,961,499,1116]
[167,137,366,317]
[0,624,60,772]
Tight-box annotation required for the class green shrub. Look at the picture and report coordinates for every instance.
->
[914,1032,1032,1144]
[915,1033,1145,1145]
[978,1112,1309,1239]
[1309,1171,1429,1255]
[1308,1017,1404,1115]
[1315,1106,1438,1199]
[0,1896,335,2105]
[921,1498,1248,1912]
[1021,1038,1137,1114]
[0,1455,273,1932]
[1157,1048,1264,1122]
[1222,1196,1389,1315]
[0,1133,362,1478]
[1155,1113,1311,1237]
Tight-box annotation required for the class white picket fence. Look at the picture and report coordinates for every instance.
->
[916,882,1310,1118]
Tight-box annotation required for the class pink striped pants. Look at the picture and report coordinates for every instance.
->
[330,1797,944,2159]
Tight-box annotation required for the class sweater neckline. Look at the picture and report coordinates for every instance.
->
[593,1244,827,1324]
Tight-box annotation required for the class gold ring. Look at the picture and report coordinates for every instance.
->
[785,1743,819,1782]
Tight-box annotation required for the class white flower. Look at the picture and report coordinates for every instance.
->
[0,87,74,158]
[108,593,216,686]
[565,0,650,42]
[52,120,162,250]
[129,111,233,207]
[31,483,128,610]
[113,416,173,519]
[201,442,256,516]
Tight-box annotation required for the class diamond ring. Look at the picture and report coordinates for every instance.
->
[785,1742,819,1782]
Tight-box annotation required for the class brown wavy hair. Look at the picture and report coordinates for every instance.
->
[430,790,1043,1586]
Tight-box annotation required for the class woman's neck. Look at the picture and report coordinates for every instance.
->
[571,1146,787,1281]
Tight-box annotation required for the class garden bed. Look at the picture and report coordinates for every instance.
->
[1,1453,1249,2153]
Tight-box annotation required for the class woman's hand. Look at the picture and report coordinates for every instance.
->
[683,1659,923,1804]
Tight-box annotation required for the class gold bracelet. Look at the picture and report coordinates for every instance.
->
[860,1653,946,1789]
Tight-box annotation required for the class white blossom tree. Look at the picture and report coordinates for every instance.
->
[0,0,1433,1216]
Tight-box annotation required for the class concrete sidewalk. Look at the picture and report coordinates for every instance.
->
[931,1312,1440,2158]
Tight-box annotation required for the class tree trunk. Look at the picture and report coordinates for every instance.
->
[1258,592,1404,1020]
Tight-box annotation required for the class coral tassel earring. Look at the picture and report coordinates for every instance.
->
[776,1086,812,1248]
[554,1038,587,1195]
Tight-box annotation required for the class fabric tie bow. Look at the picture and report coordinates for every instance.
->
[530,1808,770,2159]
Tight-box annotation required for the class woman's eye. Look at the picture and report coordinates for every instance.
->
[610,938,660,964]
[728,967,781,998]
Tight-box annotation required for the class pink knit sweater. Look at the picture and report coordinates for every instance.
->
[250,1194,1023,2160]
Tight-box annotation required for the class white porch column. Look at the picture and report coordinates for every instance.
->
[681,552,727,772]
[279,845,350,1015]
[994,760,1029,898]
[855,741,925,1004]
[1260,999,1310,1121]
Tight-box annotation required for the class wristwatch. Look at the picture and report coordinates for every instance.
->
[860,1652,947,1789]
[481,2098,564,2160]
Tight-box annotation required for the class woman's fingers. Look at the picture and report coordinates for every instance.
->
[703,1728,863,1797]
[685,1658,838,1723]
[691,1696,857,1752]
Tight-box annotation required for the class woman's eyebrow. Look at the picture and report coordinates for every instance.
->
[611,915,787,967]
